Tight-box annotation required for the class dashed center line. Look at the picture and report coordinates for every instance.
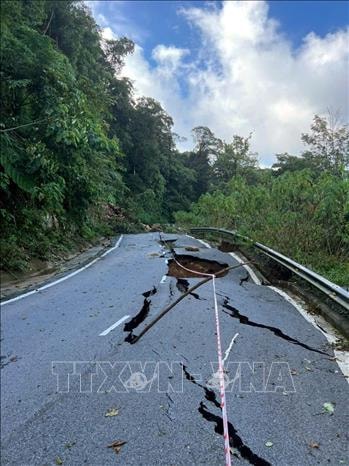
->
[99,315,130,336]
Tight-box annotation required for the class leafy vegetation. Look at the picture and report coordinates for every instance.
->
[175,116,349,286]
[0,0,196,270]
[1,1,348,287]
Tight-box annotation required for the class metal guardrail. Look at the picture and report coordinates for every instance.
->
[190,227,349,311]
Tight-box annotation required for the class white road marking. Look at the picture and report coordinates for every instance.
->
[222,333,239,365]
[1,235,124,306]
[228,252,262,285]
[160,275,167,284]
[270,286,349,381]
[100,235,124,257]
[186,234,212,249]
[196,238,212,249]
[99,314,130,336]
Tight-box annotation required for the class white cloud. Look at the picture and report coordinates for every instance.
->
[152,45,189,65]
[100,27,115,41]
[93,1,349,164]
[118,44,191,139]
[85,0,146,42]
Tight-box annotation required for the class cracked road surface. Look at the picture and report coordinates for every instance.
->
[1,233,348,465]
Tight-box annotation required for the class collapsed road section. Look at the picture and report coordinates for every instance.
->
[2,232,348,466]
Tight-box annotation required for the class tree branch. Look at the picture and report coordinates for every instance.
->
[130,262,252,344]
[42,10,54,35]
[0,118,48,133]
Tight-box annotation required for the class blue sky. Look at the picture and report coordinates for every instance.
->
[87,1,349,164]
[90,1,349,49]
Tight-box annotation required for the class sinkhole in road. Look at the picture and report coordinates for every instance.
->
[167,255,229,279]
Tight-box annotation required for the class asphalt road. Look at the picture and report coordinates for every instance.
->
[1,233,348,466]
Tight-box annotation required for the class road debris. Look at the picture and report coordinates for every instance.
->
[64,441,76,449]
[0,354,21,369]
[107,440,127,454]
[323,402,335,415]
[105,408,119,417]
[309,441,320,449]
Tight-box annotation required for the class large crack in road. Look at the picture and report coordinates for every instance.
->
[2,232,347,465]
[182,364,271,466]
[124,287,157,343]
[222,297,329,356]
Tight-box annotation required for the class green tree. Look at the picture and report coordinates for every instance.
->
[301,114,349,176]
[186,126,223,196]
[0,0,125,268]
[212,134,258,183]
[273,115,349,177]
[272,153,315,175]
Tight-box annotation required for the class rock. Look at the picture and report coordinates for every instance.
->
[150,224,162,232]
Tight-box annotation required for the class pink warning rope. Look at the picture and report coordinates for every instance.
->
[171,255,232,466]
[212,275,232,466]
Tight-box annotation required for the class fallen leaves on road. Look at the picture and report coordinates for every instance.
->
[64,441,76,449]
[303,358,314,372]
[185,246,199,252]
[105,407,119,417]
[265,441,273,447]
[55,457,63,465]
[323,402,335,415]
[107,440,127,454]
[309,441,320,449]
[0,355,21,369]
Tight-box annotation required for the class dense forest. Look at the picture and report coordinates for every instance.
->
[1,1,348,285]
[0,0,197,270]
